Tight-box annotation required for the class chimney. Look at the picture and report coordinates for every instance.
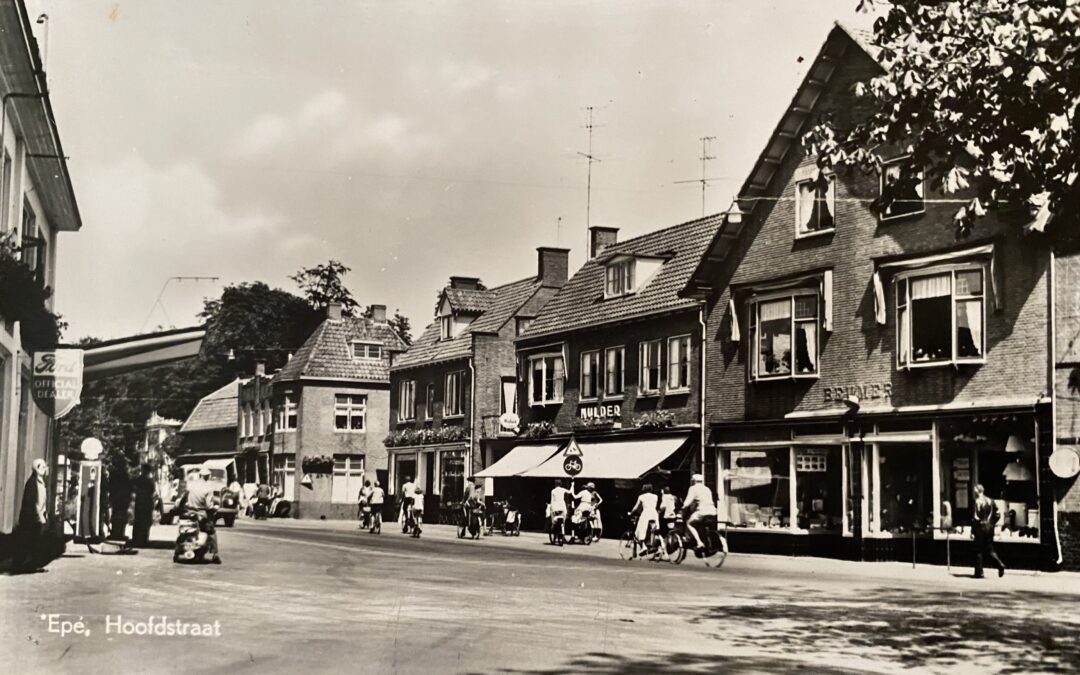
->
[255,362,266,377]
[589,226,619,258]
[370,304,387,323]
[537,247,569,288]
[327,302,343,320]
[450,276,482,290]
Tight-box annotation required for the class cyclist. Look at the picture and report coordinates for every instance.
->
[357,479,373,529]
[682,473,717,552]
[369,480,385,532]
[409,485,425,535]
[549,479,571,545]
[629,483,660,559]
[658,485,680,535]
[399,475,416,526]
[462,476,484,534]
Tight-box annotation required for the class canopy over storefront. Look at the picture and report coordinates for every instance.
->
[475,442,563,478]
[520,434,692,480]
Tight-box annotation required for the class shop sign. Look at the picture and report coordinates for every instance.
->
[579,403,620,420]
[1050,448,1080,479]
[822,383,892,404]
[32,349,84,420]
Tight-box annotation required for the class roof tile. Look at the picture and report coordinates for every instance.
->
[274,316,408,383]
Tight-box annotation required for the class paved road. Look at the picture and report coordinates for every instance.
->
[3,518,1079,674]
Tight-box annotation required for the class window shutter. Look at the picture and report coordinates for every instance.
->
[873,271,887,325]
[728,298,740,343]
[822,270,833,332]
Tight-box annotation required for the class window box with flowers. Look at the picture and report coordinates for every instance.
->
[301,455,335,475]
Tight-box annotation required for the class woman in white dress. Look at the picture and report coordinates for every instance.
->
[630,483,660,558]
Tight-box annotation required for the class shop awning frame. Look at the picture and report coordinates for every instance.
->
[475,442,563,478]
[520,433,692,480]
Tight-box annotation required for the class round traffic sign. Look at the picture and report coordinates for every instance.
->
[563,455,583,477]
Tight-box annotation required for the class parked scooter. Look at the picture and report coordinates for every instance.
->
[502,502,521,536]
[173,511,220,564]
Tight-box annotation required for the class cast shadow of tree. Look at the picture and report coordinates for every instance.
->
[485,651,865,675]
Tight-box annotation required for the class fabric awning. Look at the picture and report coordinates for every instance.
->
[202,458,235,470]
[475,443,562,478]
[520,434,691,479]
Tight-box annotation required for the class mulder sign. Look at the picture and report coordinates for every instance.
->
[32,349,84,419]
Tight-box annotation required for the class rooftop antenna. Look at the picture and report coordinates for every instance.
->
[140,275,220,332]
[674,136,719,216]
[577,106,603,254]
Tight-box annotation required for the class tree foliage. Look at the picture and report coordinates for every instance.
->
[387,311,413,346]
[804,0,1080,237]
[290,260,360,316]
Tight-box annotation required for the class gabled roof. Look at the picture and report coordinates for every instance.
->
[521,214,722,340]
[273,315,408,383]
[180,379,240,434]
[681,22,881,299]
[443,287,491,314]
[393,276,543,371]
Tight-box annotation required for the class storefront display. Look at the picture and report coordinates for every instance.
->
[439,450,465,504]
[876,443,932,534]
[794,447,842,532]
[722,449,790,529]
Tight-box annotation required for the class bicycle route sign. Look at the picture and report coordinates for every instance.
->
[562,456,583,477]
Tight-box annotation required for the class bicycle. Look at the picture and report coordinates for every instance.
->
[618,516,663,561]
[666,515,728,568]
[457,503,484,540]
[548,512,567,546]
[368,507,382,534]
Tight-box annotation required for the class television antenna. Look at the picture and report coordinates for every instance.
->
[674,136,720,216]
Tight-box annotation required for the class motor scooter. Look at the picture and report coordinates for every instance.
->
[173,510,220,564]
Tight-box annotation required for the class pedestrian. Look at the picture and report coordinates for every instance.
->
[972,484,1005,578]
[132,463,157,546]
[13,459,49,572]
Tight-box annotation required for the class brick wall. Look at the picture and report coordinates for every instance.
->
[389,357,472,435]
[702,46,1052,425]
[517,311,702,432]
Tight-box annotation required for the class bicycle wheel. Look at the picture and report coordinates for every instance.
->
[703,531,728,568]
[665,532,686,565]
[618,532,637,560]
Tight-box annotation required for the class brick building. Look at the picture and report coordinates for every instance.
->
[236,365,273,485]
[387,248,567,521]
[266,304,407,519]
[175,379,240,479]
[487,219,720,534]
[681,23,1080,570]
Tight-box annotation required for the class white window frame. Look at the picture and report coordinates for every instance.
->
[351,340,382,359]
[604,346,625,399]
[667,334,692,392]
[794,174,836,238]
[879,155,926,223]
[639,339,663,395]
[895,263,987,370]
[331,455,365,503]
[580,349,601,401]
[604,258,635,298]
[334,394,367,432]
[444,371,466,418]
[277,393,298,432]
[440,315,454,340]
[748,290,821,382]
[398,380,416,421]
[528,353,565,406]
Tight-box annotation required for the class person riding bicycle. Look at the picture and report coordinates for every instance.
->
[369,480,385,530]
[658,485,680,535]
[399,476,416,525]
[357,479,373,529]
[629,483,660,557]
[462,476,484,533]
[682,473,717,551]
[409,485,425,534]
[549,479,571,542]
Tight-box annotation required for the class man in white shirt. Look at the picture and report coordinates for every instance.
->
[682,473,717,551]
[399,476,416,525]
[549,479,571,545]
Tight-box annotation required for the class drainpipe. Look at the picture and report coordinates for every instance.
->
[469,356,477,476]
[1049,249,1063,566]
[698,305,707,475]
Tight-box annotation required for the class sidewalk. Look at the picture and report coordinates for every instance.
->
[237,516,1080,595]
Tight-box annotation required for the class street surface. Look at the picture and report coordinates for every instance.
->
[2,518,1079,674]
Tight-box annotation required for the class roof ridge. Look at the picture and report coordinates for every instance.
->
[602,213,725,253]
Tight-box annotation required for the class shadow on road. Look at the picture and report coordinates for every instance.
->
[683,586,1079,674]
[485,651,866,674]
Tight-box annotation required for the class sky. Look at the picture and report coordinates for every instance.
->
[29,0,864,340]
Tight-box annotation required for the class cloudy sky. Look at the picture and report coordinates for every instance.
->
[30,0,862,340]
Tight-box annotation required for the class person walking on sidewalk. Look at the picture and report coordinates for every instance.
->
[972,484,1005,578]
[13,459,49,572]
[132,463,157,546]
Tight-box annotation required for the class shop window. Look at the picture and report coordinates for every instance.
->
[334,394,367,432]
[604,346,624,397]
[795,447,843,532]
[439,450,466,505]
[580,350,600,400]
[722,449,791,529]
[639,340,662,394]
[877,444,932,535]
[879,157,925,221]
[398,380,416,421]
[331,455,364,503]
[795,174,835,236]
[940,434,1038,541]
[529,354,564,405]
[896,266,985,368]
[393,454,417,495]
[667,335,691,392]
[749,293,819,380]
[605,258,635,298]
[445,371,466,417]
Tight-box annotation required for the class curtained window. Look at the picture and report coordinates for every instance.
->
[796,175,835,235]
[896,266,985,368]
[749,292,820,380]
[880,158,925,220]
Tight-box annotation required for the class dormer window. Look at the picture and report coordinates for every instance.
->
[440,314,454,340]
[350,341,382,359]
[605,258,635,298]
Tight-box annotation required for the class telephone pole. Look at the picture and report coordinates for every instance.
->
[674,136,719,216]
